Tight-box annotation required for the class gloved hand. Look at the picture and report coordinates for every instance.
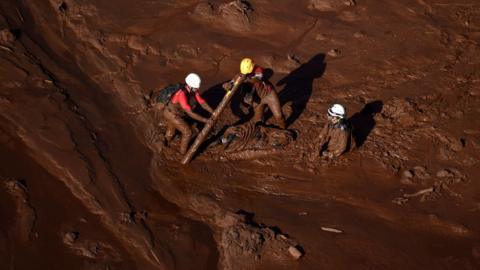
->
[243,93,253,105]
[222,82,233,91]
[206,118,215,126]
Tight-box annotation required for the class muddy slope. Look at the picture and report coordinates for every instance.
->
[1,0,480,269]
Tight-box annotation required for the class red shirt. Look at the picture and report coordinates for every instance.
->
[171,88,206,111]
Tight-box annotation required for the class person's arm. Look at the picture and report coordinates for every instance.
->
[195,92,214,114]
[222,76,237,91]
[185,110,209,124]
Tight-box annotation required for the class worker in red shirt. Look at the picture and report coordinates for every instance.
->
[223,58,285,129]
[164,73,214,154]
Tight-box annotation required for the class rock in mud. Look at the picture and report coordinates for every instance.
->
[328,49,341,57]
[197,0,255,31]
[436,169,453,178]
[308,0,354,11]
[0,29,15,45]
[63,231,79,245]
[288,246,303,259]
[402,170,414,179]
[218,212,303,269]
[413,166,430,180]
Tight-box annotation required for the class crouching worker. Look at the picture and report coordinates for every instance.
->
[163,73,214,154]
[317,104,352,159]
[223,58,286,129]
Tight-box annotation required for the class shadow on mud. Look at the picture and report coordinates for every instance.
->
[349,100,383,147]
[277,53,327,127]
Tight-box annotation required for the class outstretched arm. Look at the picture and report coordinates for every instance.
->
[185,110,209,124]
[175,91,210,123]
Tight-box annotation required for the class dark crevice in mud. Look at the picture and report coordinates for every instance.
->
[2,4,220,267]
[21,46,138,215]
[64,122,98,185]
[0,54,30,75]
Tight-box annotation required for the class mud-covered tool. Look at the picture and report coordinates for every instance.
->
[181,75,245,164]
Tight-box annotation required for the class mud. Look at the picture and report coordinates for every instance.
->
[1,0,480,269]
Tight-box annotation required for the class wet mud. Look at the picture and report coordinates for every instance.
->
[1,0,480,269]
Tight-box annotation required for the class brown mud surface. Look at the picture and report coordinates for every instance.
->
[1,0,480,269]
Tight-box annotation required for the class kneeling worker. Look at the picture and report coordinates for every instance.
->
[317,104,352,159]
[164,73,214,154]
[223,58,286,129]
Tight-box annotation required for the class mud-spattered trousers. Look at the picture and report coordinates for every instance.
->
[163,108,192,154]
[253,91,285,129]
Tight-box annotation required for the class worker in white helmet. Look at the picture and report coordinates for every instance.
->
[316,104,352,159]
[163,73,214,154]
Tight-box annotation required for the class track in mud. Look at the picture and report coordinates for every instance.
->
[1,0,480,269]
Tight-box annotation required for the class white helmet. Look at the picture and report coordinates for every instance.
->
[185,73,201,89]
[328,104,346,118]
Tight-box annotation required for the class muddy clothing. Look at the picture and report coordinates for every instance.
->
[164,107,192,154]
[224,70,285,129]
[169,88,207,113]
[164,87,212,154]
[317,119,352,158]
[218,122,295,160]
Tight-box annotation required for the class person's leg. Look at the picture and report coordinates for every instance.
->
[253,102,266,124]
[164,109,192,154]
[265,92,286,129]
[176,119,192,155]
[163,109,177,144]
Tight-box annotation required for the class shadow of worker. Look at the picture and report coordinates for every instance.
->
[276,53,326,127]
[349,100,383,147]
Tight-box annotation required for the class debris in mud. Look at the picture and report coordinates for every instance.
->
[62,230,120,261]
[0,29,16,45]
[217,212,303,269]
[63,231,80,245]
[402,170,414,179]
[394,167,467,204]
[436,169,453,178]
[308,0,355,11]
[196,0,255,31]
[327,49,341,57]
[211,122,296,160]
[412,166,430,180]
[321,227,343,233]
[288,246,303,259]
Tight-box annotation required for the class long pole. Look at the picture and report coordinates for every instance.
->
[181,75,245,164]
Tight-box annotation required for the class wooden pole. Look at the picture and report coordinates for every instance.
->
[181,75,245,164]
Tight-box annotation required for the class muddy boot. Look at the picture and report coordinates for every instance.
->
[275,116,286,129]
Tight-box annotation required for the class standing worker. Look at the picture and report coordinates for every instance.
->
[164,73,214,154]
[223,58,286,129]
[316,104,352,159]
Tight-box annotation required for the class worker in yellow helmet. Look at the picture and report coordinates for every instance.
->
[223,58,286,129]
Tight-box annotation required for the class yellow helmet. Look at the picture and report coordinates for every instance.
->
[240,58,254,75]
